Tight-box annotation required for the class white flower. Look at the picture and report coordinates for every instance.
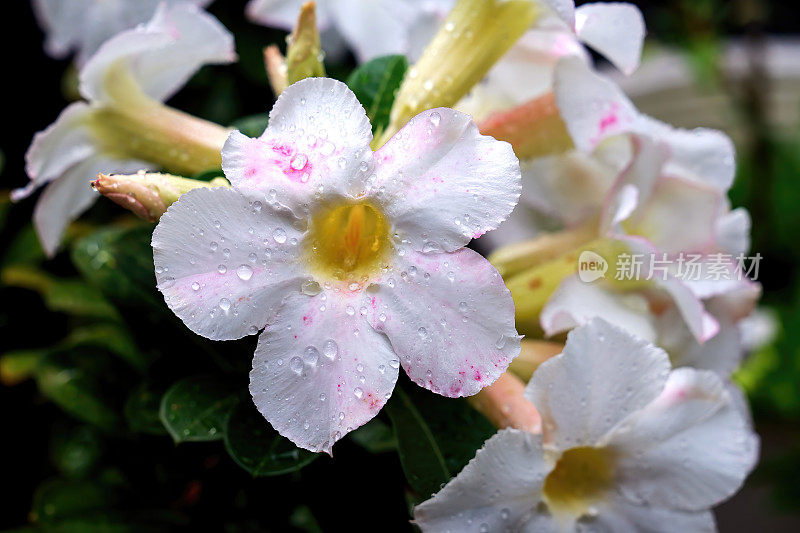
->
[151,77,522,454]
[414,319,758,532]
[33,0,215,66]
[246,0,454,62]
[14,3,236,256]
[457,0,645,121]
[532,58,761,375]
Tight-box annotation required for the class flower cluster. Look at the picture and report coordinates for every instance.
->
[15,0,764,528]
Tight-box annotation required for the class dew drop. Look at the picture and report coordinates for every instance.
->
[218,298,231,313]
[236,264,254,281]
[323,339,339,360]
[289,356,303,374]
[273,228,287,243]
[290,154,308,170]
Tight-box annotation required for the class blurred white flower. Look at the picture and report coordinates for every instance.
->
[457,0,645,122]
[152,77,522,454]
[414,319,758,532]
[33,0,215,66]
[14,3,236,256]
[246,0,454,62]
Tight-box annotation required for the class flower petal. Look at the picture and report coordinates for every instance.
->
[605,368,758,511]
[624,177,723,254]
[221,78,373,213]
[542,0,577,27]
[574,3,645,75]
[330,0,418,62]
[15,102,96,202]
[414,429,551,533]
[554,56,639,152]
[250,292,400,454]
[80,2,235,104]
[34,0,214,65]
[33,155,145,257]
[372,108,521,252]
[716,207,751,256]
[246,0,323,29]
[366,248,520,397]
[152,187,308,341]
[527,318,670,449]
[541,275,657,341]
[590,497,716,533]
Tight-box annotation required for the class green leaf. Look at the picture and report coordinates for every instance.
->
[1,266,119,320]
[63,324,151,373]
[36,356,119,431]
[349,418,396,453]
[346,55,408,134]
[31,479,115,525]
[159,375,240,442]
[191,168,225,182]
[50,425,103,478]
[230,113,270,138]
[224,401,317,476]
[71,226,160,308]
[1,225,45,268]
[386,386,496,498]
[0,349,43,385]
[385,388,450,497]
[125,382,168,436]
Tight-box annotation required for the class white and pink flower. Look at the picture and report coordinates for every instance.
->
[414,319,758,532]
[151,77,522,453]
[15,3,236,256]
[33,0,215,66]
[247,0,454,62]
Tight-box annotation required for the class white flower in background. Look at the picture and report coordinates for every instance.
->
[414,319,758,532]
[535,58,760,376]
[151,77,522,454]
[33,0,215,66]
[246,0,454,62]
[14,3,236,256]
[457,0,645,122]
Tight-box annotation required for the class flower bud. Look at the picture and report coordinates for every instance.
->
[468,372,542,432]
[376,0,541,147]
[264,45,288,95]
[286,2,325,85]
[479,92,574,159]
[92,171,230,221]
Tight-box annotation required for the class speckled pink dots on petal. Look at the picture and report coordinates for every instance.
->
[152,77,523,454]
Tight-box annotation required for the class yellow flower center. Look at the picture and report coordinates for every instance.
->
[305,201,392,282]
[542,446,615,516]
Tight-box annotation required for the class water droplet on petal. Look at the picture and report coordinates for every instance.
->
[273,228,287,243]
[236,264,253,281]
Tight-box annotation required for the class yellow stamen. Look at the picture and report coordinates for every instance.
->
[543,446,615,516]
[306,201,392,282]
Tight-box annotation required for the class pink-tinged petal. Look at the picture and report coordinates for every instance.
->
[366,248,520,398]
[80,3,235,104]
[34,0,214,65]
[624,176,723,254]
[542,0,577,28]
[527,319,670,449]
[636,115,736,191]
[152,187,308,341]
[414,429,553,533]
[246,0,323,29]
[250,292,400,454]
[371,108,521,252]
[604,368,759,511]
[541,275,657,341]
[716,207,751,256]
[15,102,96,202]
[34,156,146,257]
[650,274,720,343]
[657,304,744,378]
[600,135,669,235]
[575,3,645,75]
[330,0,417,62]
[222,78,373,212]
[554,56,640,152]
[593,497,716,533]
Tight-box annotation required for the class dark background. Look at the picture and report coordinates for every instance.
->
[2,0,800,531]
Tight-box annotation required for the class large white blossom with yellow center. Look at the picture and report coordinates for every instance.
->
[414,319,758,532]
[151,77,523,454]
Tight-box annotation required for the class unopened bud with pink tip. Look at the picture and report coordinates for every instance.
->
[92,171,229,222]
